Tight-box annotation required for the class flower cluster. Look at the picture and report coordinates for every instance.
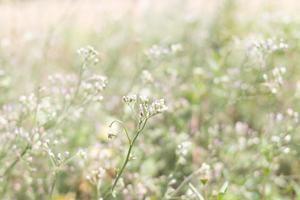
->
[0,46,108,199]
[122,94,168,118]
[86,167,106,185]
[263,66,287,94]
[144,43,183,59]
[47,73,77,98]
[82,75,107,102]
[77,46,100,64]
[251,37,288,53]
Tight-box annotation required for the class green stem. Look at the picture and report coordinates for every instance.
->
[111,142,133,192]
[0,144,31,178]
[49,171,57,199]
[169,167,203,198]
[109,120,131,144]
[104,118,149,198]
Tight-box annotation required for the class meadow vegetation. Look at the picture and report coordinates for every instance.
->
[0,0,300,199]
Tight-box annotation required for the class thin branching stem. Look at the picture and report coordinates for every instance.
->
[169,167,203,198]
[109,120,131,144]
[104,117,149,199]
[0,144,31,178]
[49,171,58,199]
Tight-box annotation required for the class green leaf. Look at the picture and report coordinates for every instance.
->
[218,181,229,200]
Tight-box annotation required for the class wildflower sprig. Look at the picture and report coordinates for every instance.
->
[0,46,107,198]
[77,45,100,65]
[104,95,167,198]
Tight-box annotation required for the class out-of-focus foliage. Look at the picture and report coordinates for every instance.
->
[0,0,300,199]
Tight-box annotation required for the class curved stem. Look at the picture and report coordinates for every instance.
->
[110,142,133,192]
[109,120,131,144]
[104,117,149,198]
[169,167,203,198]
[0,144,31,178]
[49,171,57,199]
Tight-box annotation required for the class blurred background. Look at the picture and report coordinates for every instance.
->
[1,0,300,199]
[0,0,299,97]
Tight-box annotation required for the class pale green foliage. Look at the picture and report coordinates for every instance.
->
[0,0,300,199]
